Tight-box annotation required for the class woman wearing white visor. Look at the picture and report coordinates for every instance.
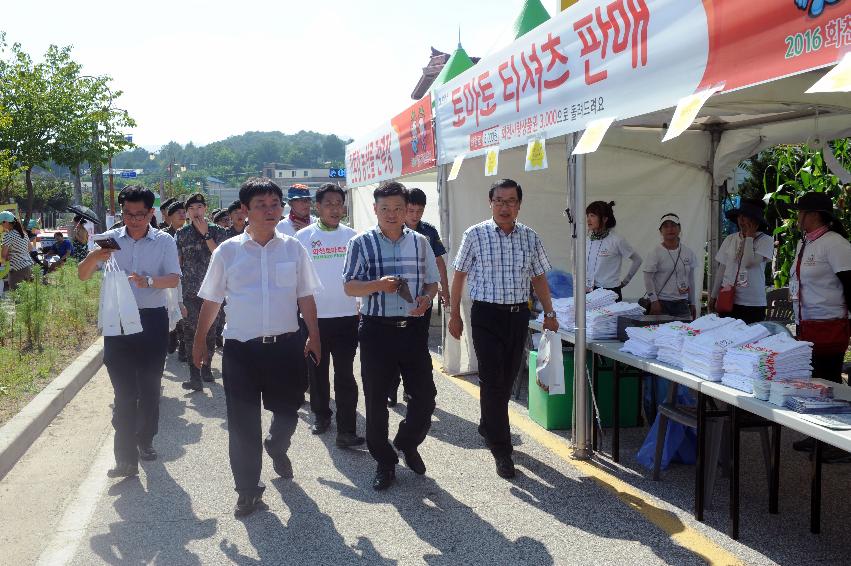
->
[643,213,697,320]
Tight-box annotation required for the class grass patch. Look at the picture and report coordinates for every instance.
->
[0,263,101,424]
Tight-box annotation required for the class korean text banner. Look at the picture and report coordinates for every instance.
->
[346,95,436,188]
[434,0,848,164]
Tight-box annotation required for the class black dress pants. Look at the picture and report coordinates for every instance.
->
[471,301,529,458]
[103,307,169,465]
[222,333,306,497]
[389,306,432,398]
[360,316,436,469]
[310,315,359,433]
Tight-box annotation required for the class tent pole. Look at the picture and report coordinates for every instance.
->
[707,128,723,303]
[572,141,591,460]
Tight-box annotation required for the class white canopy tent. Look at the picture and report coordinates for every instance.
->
[442,66,851,359]
[439,67,851,453]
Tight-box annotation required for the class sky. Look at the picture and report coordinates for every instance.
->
[3,0,548,150]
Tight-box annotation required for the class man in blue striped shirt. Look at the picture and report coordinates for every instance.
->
[449,178,559,479]
[343,181,439,491]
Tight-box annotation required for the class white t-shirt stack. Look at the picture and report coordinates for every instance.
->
[721,333,813,396]
[682,320,770,381]
[586,302,644,340]
[535,288,618,326]
[768,380,833,407]
[653,314,736,368]
[621,324,665,358]
[295,222,358,318]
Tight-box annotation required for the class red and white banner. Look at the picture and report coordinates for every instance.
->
[435,0,849,164]
[346,95,436,188]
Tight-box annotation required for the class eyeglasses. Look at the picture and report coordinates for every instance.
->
[123,211,150,221]
[491,198,519,208]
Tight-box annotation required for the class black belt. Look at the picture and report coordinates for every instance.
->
[474,301,528,313]
[246,331,297,344]
[363,316,417,328]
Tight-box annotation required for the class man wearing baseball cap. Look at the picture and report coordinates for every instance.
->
[276,184,316,237]
[226,200,247,238]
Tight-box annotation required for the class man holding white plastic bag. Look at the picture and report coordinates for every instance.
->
[79,186,181,478]
[449,179,559,479]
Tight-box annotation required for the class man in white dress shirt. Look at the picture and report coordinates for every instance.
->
[192,177,322,518]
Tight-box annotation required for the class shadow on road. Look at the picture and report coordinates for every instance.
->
[88,395,214,564]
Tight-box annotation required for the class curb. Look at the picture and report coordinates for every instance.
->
[0,337,104,482]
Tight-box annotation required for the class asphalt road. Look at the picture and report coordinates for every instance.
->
[1,330,850,565]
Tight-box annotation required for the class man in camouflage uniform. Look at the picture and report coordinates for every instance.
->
[159,197,177,231]
[164,200,186,237]
[225,200,247,237]
[176,193,229,391]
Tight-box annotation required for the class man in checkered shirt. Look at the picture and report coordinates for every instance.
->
[449,178,559,479]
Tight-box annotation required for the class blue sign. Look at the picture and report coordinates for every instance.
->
[328,168,346,178]
[124,134,133,143]
[120,171,137,178]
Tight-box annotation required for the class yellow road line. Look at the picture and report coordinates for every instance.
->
[433,359,745,566]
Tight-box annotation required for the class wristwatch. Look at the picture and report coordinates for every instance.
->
[544,311,557,319]
[146,276,154,288]
[202,232,213,241]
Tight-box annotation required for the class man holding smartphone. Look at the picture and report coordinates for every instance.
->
[343,181,439,491]
[295,183,363,447]
[176,193,229,390]
[78,186,181,478]
[192,177,321,518]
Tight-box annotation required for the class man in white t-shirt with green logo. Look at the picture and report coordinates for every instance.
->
[295,183,364,448]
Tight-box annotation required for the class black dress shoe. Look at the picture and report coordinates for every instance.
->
[310,417,331,435]
[138,445,157,461]
[234,495,269,518]
[494,455,516,479]
[387,395,397,408]
[335,432,365,448]
[400,447,426,475]
[403,392,412,403]
[107,462,139,478]
[373,467,396,491]
[202,366,215,382]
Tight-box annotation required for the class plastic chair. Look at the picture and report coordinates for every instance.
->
[652,383,775,511]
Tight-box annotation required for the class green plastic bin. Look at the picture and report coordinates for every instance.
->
[528,349,639,430]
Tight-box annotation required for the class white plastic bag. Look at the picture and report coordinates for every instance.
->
[99,257,143,336]
[536,329,565,395]
[99,267,122,336]
[166,286,183,332]
[114,271,143,335]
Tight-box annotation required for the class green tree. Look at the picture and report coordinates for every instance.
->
[761,139,851,286]
[10,176,72,212]
[0,34,62,225]
[51,74,135,210]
